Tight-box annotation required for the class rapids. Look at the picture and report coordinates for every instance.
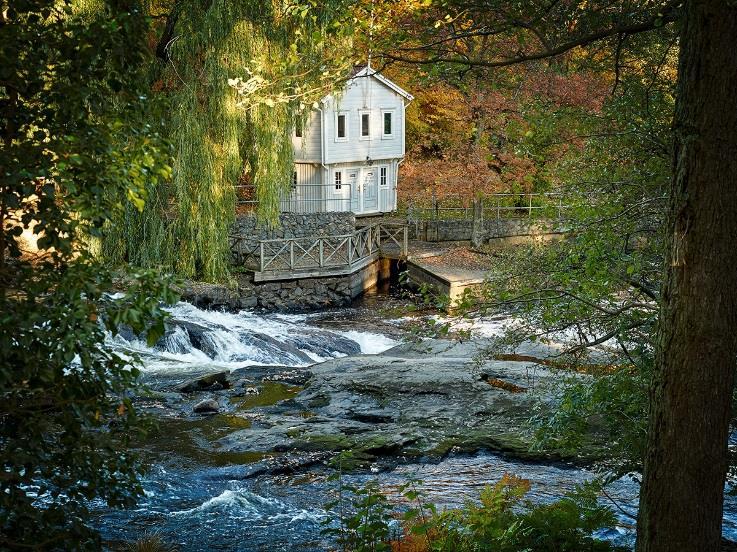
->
[95,295,737,550]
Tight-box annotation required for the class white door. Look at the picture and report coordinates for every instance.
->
[330,168,352,212]
[360,167,379,213]
[348,169,360,212]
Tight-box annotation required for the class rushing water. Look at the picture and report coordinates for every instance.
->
[111,301,397,373]
[97,296,737,550]
[97,451,642,551]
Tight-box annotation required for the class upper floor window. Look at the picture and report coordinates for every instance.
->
[334,171,342,190]
[295,120,303,138]
[380,167,388,186]
[360,111,370,139]
[381,110,394,139]
[336,112,348,142]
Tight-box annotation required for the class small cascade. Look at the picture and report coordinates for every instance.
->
[110,301,394,373]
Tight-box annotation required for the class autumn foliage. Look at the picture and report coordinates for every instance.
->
[387,64,608,207]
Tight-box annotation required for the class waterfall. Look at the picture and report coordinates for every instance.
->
[110,302,397,374]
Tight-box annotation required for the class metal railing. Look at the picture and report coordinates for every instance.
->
[254,222,407,280]
[236,184,352,214]
[402,193,568,221]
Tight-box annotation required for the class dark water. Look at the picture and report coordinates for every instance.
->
[97,295,737,550]
[96,453,642,551]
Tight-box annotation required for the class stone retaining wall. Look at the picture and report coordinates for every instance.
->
[231,212,355,263]
[182,257,395,312]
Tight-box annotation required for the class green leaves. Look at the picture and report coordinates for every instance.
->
[0,0,178,547]
[322,475,396,552]
[324,470,624,552]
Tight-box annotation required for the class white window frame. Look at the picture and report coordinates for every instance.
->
[379,166,388,186]
[335,111,349,142]
[334,170,343,190]
[381,109,395,139]
[359,110,371,141]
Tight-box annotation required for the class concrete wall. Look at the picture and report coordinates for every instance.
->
[409,218,566,243]
[255,257,393,311]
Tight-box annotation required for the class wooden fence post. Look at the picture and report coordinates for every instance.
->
[260,242,264,272]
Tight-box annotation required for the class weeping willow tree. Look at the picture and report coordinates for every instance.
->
[104,0,353,281]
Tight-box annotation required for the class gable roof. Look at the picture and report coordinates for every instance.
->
[343,64,414,102]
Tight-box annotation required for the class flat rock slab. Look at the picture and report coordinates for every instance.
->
[217,338,573,467]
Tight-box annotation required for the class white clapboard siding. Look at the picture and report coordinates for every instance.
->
[281,163,323,213]
[321,78,405,165]
[292,111,322,162]
[286,66,411,215]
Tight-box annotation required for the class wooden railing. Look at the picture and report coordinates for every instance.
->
[253,222,408,281]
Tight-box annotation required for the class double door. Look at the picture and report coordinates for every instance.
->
[348,166,378,214]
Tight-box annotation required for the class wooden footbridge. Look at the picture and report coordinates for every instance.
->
[249,222,408,282]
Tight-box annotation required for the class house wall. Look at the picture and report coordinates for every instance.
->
[322,77,406,164]
[292,110,322,162]
[281,163,326,213]
[325,160,398,214]
[286,70,408,215]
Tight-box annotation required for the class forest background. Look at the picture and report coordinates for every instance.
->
[7,1,734,550]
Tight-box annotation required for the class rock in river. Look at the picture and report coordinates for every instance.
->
[216,338,580,467]
[193,398,220,414]
[178,371,231,393]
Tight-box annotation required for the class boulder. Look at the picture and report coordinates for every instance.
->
[193,398,220,414]
[178,371,230,393]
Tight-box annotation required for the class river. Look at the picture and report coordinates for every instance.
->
[95,290,737,550]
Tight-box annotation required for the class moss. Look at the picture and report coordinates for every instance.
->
[220,414,252,429]
[329,449,377,472]
[135,414,277,467]
[426,430,595,463]
[236,382,302,410]
[286,427,303,438]
[429,438,461,457]
[307,394,330,409]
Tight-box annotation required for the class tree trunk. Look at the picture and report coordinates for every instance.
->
[637,2,737,551]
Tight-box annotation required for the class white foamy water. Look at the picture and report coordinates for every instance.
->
[336,330,398,355]
[109,301,399,374]
[169,485,327,525]
[439,315,516,337]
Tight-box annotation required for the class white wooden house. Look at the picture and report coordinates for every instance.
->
[285,65,413,216]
